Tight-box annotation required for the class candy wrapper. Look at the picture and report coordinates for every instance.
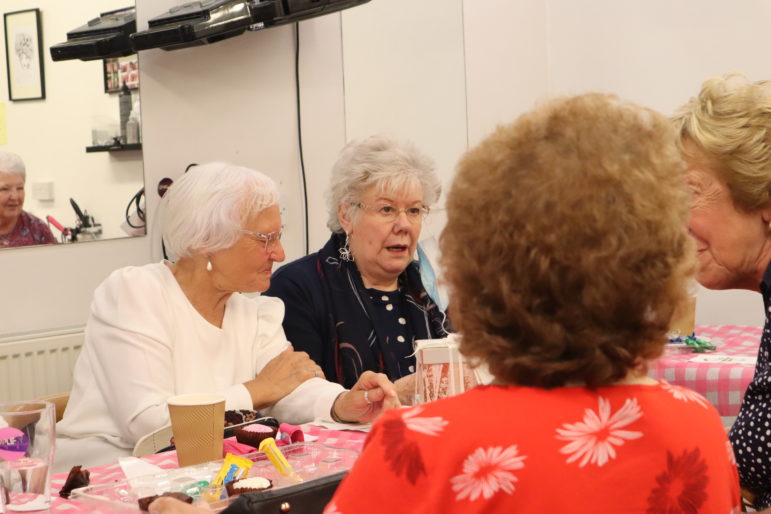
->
[415,335,479,404]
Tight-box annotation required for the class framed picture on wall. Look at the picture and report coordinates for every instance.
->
[103,55,139,93]
[3,8,45,101]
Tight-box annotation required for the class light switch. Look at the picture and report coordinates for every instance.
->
[32,181,54,201]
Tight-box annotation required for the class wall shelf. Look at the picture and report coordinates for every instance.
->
[85,143,142,153]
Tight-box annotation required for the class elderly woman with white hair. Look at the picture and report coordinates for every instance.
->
[0,150,56,247]
[265,135,449,403]
[55,162,398,472]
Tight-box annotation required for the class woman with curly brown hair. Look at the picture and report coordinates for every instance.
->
[673,73,771,509]
[325,94,741,513]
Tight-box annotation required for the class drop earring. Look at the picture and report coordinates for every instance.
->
[206,260,213,272]
[338,233,354,262]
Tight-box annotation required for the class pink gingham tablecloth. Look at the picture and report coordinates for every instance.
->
[50,424,367,512]
[648,324,761,419]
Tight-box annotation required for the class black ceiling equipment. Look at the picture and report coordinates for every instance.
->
[130,0,371,52]
[130,0,279,52]
[267,0,371,27]
[49,7,136,61]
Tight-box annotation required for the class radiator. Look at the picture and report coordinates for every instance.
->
[0,329,84,402]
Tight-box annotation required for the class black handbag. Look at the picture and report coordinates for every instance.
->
[221,470,347,514]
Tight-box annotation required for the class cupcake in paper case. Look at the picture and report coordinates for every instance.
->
[225,409,260,427]
[225,476,273,497]
[234,423,278,447]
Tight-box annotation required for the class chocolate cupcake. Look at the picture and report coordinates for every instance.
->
[225,409,259,427]
[59,465,91,499]
[225,476,273,497]
[234,423,277,447]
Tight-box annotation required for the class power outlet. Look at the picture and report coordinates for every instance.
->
[32,181,54,201]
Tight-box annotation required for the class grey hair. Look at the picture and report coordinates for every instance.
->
[0,151,26,180]
[159,162,279,261]
[326,135,441,233]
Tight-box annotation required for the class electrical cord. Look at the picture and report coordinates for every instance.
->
[125,188,146,229]
[294,22,309,255]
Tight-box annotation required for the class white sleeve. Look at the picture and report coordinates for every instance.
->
[218,384,254,411]
[86,267,177,443]
[254,297,344,424]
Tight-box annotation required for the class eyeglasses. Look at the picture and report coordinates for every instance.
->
[354,203,429,223]
[240,228,283,252]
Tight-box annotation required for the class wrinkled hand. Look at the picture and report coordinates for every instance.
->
[149,497,211,513]
[332,371,400,424]
[394,373,416,406]
[245,348,323,410]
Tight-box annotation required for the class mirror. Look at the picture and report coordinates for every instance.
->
[0,0,144,249]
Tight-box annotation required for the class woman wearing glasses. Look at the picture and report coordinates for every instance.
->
[55,162,398,472]
[265,135,449,403]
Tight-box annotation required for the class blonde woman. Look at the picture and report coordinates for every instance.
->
[673,73,771,509]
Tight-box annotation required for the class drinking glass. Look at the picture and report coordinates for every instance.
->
[0,401,55,513]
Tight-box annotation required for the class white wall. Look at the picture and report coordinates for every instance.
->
[543,0,771,326]
[137,1,347,264]
[0,0,144,241]
[1,0,768,341]
[340,0,468,241]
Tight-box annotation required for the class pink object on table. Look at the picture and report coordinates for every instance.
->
[48,425,367,513]
[223,436,256,456]
[277,423,305,445]
[648,324,760,421]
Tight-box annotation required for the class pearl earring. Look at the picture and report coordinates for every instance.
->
[206,260,213,272]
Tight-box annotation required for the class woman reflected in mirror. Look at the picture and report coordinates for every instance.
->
[0,151,56,248]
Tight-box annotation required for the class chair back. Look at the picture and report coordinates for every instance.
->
[133,424,174,458]
[36,392,70,422]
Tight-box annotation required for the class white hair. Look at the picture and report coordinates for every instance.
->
[159,162,279,261]
[326,135,441,233]
[0,151,26,180]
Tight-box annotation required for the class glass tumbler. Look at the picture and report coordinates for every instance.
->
[0,401,55,512]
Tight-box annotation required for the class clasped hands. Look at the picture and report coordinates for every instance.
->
[245,348,400,423]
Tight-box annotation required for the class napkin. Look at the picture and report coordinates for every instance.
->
[118,457,163,479]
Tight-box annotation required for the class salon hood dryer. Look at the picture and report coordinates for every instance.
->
[50,7,136,61]
[130,0,279,52]
[266,0,372,27]
[130,0,371,52]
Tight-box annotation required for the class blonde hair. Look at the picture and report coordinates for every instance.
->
[673,73,771,211]
[442,93,695,388]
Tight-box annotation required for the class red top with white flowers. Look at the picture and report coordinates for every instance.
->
[327,382,741,514]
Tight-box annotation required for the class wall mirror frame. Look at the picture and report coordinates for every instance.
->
[0,0,145,251]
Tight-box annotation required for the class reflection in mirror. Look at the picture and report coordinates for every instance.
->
[0,0,144,250]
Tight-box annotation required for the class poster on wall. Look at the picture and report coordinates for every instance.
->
[103,55,139,93]
[3,8,45,101]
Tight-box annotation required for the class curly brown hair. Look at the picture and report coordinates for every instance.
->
[441,93,695,388]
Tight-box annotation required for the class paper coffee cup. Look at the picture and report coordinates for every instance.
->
[167,393,225,467]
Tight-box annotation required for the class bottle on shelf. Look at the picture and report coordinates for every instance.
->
[118,83,132,144]
[126,108,140,144]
